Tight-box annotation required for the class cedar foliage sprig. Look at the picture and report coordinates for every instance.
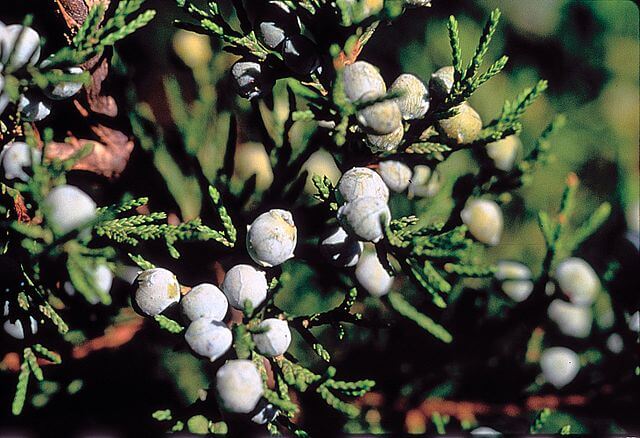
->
[46,0,156,67]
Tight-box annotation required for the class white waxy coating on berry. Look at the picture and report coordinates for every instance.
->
[181,283,228,322]
[342,61,386,103]
[3,316,38,340]
[184,318,232,361]
[42,184,97,235]
[367,125,404,153]
[606,333,623,354]
[624,200,640,251]
[626,200,639,234]
[247,209,297,267]
[554,258,599,306]
[256,1,300,49]
[0,141,41,182]
[251,401,279,424]
[64,264,113,304]
[92,264,113,295]
[46,66,84,100]
[215,359,264,413]
[320,226,363,267]
[540,346,580,389]
[0,25,41,70]
[356,95,403,135]
[460,199,503,246]
[547,299,593,339]
[221,264,268,310]
[404,0,432,6]
[390,73,430,120]
[355,250,393,297]
[338,196,391,243]
[486,135,522,171]
[408,165,441,198]
[626,311,639,332]
[252,318,291,357]
[470,427,501,436]
[495,261,533,302]
[438,103,482,144]
[133,268,181,316]
[0,75,9,115]
[337,167,389,204]
[429,66,454,100]
[231,61,264,100]
[18,93,51,122]
[377,160,412,193]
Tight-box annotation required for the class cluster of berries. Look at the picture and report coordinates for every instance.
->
[231,1,322,100]
[1,21,84,122]
[131,208,299,420]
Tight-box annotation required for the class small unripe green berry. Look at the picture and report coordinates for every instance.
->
[320,226,363,267]
[338,196,391,243]
[221,264,268,310]
[355,250,393,297]
[216,359,264,413]
[172,29,212,68]
[301,149,341,194]
[486,135,522,171]
[252,318,291,357]
[356,94,403,135]
[367,125,404,153]
[342,61,386,103]
[548,299,592,339]
[377,160,412,193]
[181,283,228,322]
[134,268,181,316]
[42,184,97,235]
[233,142,274,191]
[495,261,533,302]
[1,25,41,70]
[460,199,503,246]
[390,73,429,120]
[337,167,389,204]
[554,257,600,306]
[184,318,232,361]
[540,347,580,389]
[247,209,297,267]
[0,141,41,182]
[429,66,454,100]
[438,102,482,144]
[408,165,441,198]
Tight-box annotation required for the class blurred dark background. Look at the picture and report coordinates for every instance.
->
[1,0,638,435]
